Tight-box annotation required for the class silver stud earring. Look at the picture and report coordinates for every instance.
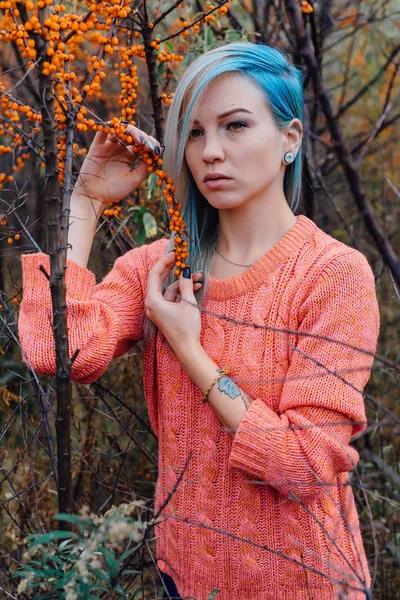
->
[283,151,295,165]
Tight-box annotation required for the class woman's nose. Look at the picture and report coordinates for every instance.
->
[202,134,225,162]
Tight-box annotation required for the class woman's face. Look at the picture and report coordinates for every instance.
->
[184,73,299,211]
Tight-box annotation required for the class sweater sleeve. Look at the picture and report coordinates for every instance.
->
[228,250,380,504]
[18,238,168,384]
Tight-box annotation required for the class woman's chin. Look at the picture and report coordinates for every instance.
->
[206,199,245,211]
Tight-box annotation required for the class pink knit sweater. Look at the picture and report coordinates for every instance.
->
[19,215,380,600]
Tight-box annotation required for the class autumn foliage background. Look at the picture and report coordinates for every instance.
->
[0,0,399,597]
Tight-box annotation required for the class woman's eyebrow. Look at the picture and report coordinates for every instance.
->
[193,108,253,124]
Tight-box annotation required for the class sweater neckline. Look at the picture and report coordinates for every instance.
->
[206,214,316,300]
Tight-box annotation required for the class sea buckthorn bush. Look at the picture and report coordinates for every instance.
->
[0,1,399,598]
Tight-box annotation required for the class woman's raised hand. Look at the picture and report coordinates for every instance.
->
[145,253,203,359]
[72,124,162,215]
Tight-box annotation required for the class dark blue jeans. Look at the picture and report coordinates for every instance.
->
[160,571,182,599]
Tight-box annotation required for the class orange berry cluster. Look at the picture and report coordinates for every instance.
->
[0,145,12,157]
[104,204,123,218]
[0,0,200,277]
[204,3,230,23]
[161,93,174,106]
[91,0,131,21]
[13,154,30,173]
[7,233,21,244]
[300,1,313,13]
[150,37,161,50]
[2,94,42,123]
[157,50,184,63]
[0,296,19,309]
[118,66,138,120]
[81,55,107,96]
[117,43,146,61]
[0,173,13,191]
[114,49,141,121]
[164,188,189,275]
[94,119,189,276]
[178,20,199,36]
[0,86,40,183]
[56,137,86,183]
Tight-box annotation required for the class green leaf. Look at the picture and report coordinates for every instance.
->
[133,205,146,224]
[114,583,129,596]
[89,567,110,584]
[54,513,93,527]
[204,23,215,51]
[58,538,79,551]
[146,171,158,200]
[54,568,77,588]
[164,41,174,52]
[98,546,118,583]
[116,208,137,233]
[27,531,80,547]
[78,578,91,600]
[143,212,157,238]
[135,224,146,246]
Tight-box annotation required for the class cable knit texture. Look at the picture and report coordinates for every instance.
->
[18,215,380,600]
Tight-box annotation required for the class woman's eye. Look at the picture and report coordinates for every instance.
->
[227,121,248,131]
[188,121,249,139]
[188,129,202,139]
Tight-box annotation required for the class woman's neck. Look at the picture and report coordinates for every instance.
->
[215,198,297,266]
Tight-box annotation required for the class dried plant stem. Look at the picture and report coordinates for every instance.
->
[37,6,73,528]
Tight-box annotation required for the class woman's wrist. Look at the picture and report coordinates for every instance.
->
[174,342,207,379]
[67,192,101,268]
[174,342,254,434]
[70,190,106,221]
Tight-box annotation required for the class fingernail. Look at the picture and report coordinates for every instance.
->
[182,267,191,279]
[154,146,160,155]
[147,140,155,150]
[139,135,146,143]
[120,120,130,124]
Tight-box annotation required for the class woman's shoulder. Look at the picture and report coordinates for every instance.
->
[300,216,374,279]
[288,216,378,313]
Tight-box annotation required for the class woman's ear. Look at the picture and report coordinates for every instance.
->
[283,118,303,156]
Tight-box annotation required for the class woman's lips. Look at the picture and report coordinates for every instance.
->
[204,178,232,190]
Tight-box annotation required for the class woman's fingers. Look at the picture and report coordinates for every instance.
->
[92,123,162,153]
[148,135,162,155]
[92,129,109,145]
[146,252,176,302]
[120,124,162,154]
[163,272,203,302]
[98,123,162,157]
[163,280,180,302]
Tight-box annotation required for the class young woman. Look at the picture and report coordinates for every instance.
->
[19,42,380,600]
